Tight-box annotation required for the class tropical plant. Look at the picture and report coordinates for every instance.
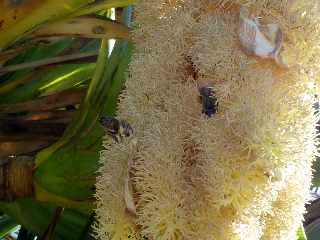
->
[0,0,134,239]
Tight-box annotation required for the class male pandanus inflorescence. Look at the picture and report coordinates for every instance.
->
[95,1,320,239]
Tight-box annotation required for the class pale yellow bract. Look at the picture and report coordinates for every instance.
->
[95,1,320,239]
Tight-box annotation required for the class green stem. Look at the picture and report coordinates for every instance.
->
[85,37,109,104]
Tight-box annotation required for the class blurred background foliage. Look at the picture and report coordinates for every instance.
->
[0,0,133,239]
[0,0,319,239]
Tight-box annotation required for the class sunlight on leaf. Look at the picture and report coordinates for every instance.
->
[297,224,307,240]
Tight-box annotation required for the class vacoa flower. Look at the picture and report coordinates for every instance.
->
[95,1,320,239]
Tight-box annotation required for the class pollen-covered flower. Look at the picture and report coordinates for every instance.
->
[95,1,320,239]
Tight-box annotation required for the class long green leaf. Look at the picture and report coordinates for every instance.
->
[34,37,109,167]
[0,64,94,102]
[312,157,320,187]
[0,215,19,238]
[33,40,133,201]
[38,64,95,96]
[15,9,134,239]
[306,218,320,240]
[0,199,88,240]
[0,39,73,103]
[297,224,308,240]
[0,0,93,50]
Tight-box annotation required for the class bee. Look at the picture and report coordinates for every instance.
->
[199,86,218,117]
[99,116,133,143]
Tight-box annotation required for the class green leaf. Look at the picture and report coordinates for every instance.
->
[38,63,95,96]
[312,157,320,187]
[0,215,19,238]
[4,39,73,67]
[80,39,101,52]
[297,224,308,240]
[34,38,132,164]
[0,199,88,240]
[33,40,132,202]
[306,218,320,240]
[103,41,133,116]
[0,5,134,240]
[0,63,94,103]
[34,148,98,200]
[28,16,130,40]
[38,207,63,240]
[0,39,74,103]
[0,39,73,86]
[34,38,108,166]
[0,0,93,49]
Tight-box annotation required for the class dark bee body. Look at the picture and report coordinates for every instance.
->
[99,116,133,143]
[199,86,218,117]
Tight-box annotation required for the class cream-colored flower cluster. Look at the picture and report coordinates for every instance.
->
[95,1,320,239]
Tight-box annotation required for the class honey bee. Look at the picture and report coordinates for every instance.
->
[199,86,218,117]
[99,116,133,143]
